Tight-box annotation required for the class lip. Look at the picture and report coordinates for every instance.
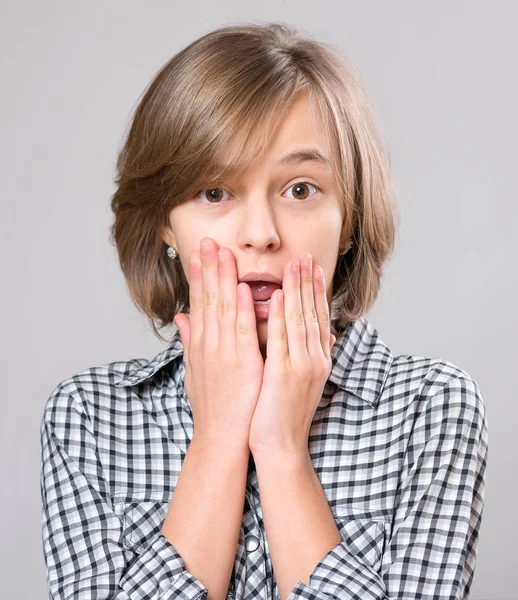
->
[238,271,283,286]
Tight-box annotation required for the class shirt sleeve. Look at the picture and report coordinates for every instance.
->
[40,384,209,600]
[287,374,489,600]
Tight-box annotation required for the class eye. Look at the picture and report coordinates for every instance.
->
[284,182,320,201]
[195,188,232,204]
[195,181,320,205]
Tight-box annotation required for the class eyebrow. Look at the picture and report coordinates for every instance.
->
[277,148,333,169]
[218,148,333,173]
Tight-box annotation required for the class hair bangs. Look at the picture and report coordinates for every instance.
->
[181,82,307,201]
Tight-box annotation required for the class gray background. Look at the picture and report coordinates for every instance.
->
[1,2,515,599]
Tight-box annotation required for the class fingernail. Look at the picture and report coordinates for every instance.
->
[200,239,210,255]
[303,255,312,270]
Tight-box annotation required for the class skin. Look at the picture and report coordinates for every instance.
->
[160,93,353,597]
[161,93,348,357]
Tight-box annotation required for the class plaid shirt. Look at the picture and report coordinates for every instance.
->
[40,316,488,599]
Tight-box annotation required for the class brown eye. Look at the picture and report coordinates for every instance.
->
[285,182,319,201]
[196,188,231,204]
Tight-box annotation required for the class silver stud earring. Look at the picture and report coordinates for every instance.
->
[167,246,178,259]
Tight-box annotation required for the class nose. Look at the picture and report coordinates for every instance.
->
[237,195,281,253]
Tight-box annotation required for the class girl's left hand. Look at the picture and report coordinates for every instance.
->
[248,253,337,457]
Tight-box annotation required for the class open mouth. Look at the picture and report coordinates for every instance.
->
[246,280,282,303]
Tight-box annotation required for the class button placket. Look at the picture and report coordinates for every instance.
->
[245,534,260,552]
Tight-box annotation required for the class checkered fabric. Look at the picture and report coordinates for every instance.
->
[40,316,488,599]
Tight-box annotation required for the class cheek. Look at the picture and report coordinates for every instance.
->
[319,267,335,309]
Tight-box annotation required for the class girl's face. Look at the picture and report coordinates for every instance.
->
[162,94,346,357]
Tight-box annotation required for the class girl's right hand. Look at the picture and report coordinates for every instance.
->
[173,237,264,451]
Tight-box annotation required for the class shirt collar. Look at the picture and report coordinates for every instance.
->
[114,316,393,409]
[326,316,394,408]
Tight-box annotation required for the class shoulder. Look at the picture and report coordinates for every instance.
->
[386,353,488,439]
[41,356,148,423]
[330,318,485,424]
[391,352,484,400]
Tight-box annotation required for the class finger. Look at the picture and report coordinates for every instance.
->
[312,262,332,361]
[299,253,322,360]
[266,288,287,363]
[284,257,306,366]
[188,250,203,347]
[235,281,260,354]
[217,246,238,354]
[174,313,191,356]
[200,237,220,348]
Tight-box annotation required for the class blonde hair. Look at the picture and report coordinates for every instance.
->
[109,21,399,342]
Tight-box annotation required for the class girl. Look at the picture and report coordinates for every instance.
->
[40,22,488,600]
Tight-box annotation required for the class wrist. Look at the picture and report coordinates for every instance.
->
[189,433,250,459]
[252,445,312,470]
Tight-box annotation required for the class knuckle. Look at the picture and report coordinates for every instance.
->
[316,360,328,378]
[217,297,233,320]
[293,311,305,327]
[236,321,253,336]
[276,329,288,343]
[308,306,319,322]
[202,290,217,306]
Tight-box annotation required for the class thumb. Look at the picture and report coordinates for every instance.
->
[330,334,336,347]
[174,313,191,355]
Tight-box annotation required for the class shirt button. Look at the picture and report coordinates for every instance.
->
[245,534,260,552]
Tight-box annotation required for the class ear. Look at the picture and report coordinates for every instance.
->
[161,225,176,248]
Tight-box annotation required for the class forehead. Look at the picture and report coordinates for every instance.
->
[265,93,332,156]
[224,94,334,177]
